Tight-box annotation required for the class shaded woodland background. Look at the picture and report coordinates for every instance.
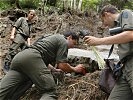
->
[0,0,133,12]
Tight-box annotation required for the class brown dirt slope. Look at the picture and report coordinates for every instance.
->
[0,9,108,100]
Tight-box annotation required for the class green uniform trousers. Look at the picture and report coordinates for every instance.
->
[0,48,57,100]
[108,58,133,100]
[4,34,28,71]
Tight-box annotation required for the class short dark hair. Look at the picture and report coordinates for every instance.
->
[100,4,119,16]
[63,31,79,41]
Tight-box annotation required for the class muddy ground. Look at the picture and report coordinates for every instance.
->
[0,9,109,100]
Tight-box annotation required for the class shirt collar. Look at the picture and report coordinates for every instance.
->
[114,14,121,27]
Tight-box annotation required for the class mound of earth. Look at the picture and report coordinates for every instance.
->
[0,8,109,100]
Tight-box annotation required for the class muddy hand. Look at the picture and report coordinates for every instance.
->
[10,35,15,41]
[74,64,86,75]
[83,36,101,46]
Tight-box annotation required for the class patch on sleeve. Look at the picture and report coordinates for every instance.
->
[122,12,128,18]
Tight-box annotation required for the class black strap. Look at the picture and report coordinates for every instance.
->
[107,44,114,58]
[108,44,133,64]
[19,33,29,40]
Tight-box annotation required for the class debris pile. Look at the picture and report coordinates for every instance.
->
[0,9,108,100]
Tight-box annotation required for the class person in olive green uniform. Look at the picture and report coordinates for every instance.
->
[3,10,37,72]
[84,5,133,100]
[0,31,86,100]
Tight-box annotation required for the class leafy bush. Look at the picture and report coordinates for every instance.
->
[82,0,100,11]
[0,1,11,10]
[19,0,40,9]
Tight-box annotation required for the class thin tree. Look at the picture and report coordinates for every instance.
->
[78,0,82,10]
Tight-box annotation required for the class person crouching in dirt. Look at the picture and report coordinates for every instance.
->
[3,10,38,73]
[84,5,133,100]
[0,31,86,100]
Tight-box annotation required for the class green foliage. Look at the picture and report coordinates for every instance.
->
[0,1,11,10]
[82,0,100,11]
[107,0,133,10]
[19,0,40,9]
[56,0,63,8]
[0,0,133,12]
[123,1,133,10]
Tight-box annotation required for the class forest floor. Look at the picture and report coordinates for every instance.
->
[0,8,111,100]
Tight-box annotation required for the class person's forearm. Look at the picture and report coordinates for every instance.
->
[100,31,133,45]
[11,27,16,36]
[27,38,31,45]
[57,63,75,73]
[48,64,62,72]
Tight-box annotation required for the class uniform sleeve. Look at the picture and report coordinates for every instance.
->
[13,17,23,28]
[56,42,68,63]
[121,10,133,30]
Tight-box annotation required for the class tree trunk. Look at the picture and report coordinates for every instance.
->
[73,0,76,9]
[15,0,21,9]
[62,0,65,10]
[70,0,73,9]
[67,0,71,8]
[78,0,82,10]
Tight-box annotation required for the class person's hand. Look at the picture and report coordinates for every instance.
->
[53,68,63,72]
[48,64,63,72]
[84,36,101,46]
[10,35,14,41]
[74,64,86,75]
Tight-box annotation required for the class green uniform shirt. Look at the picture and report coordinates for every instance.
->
[31,34,68,65]
[14,17,31,37]
[116,9,133,59]
[13,17,32,43]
